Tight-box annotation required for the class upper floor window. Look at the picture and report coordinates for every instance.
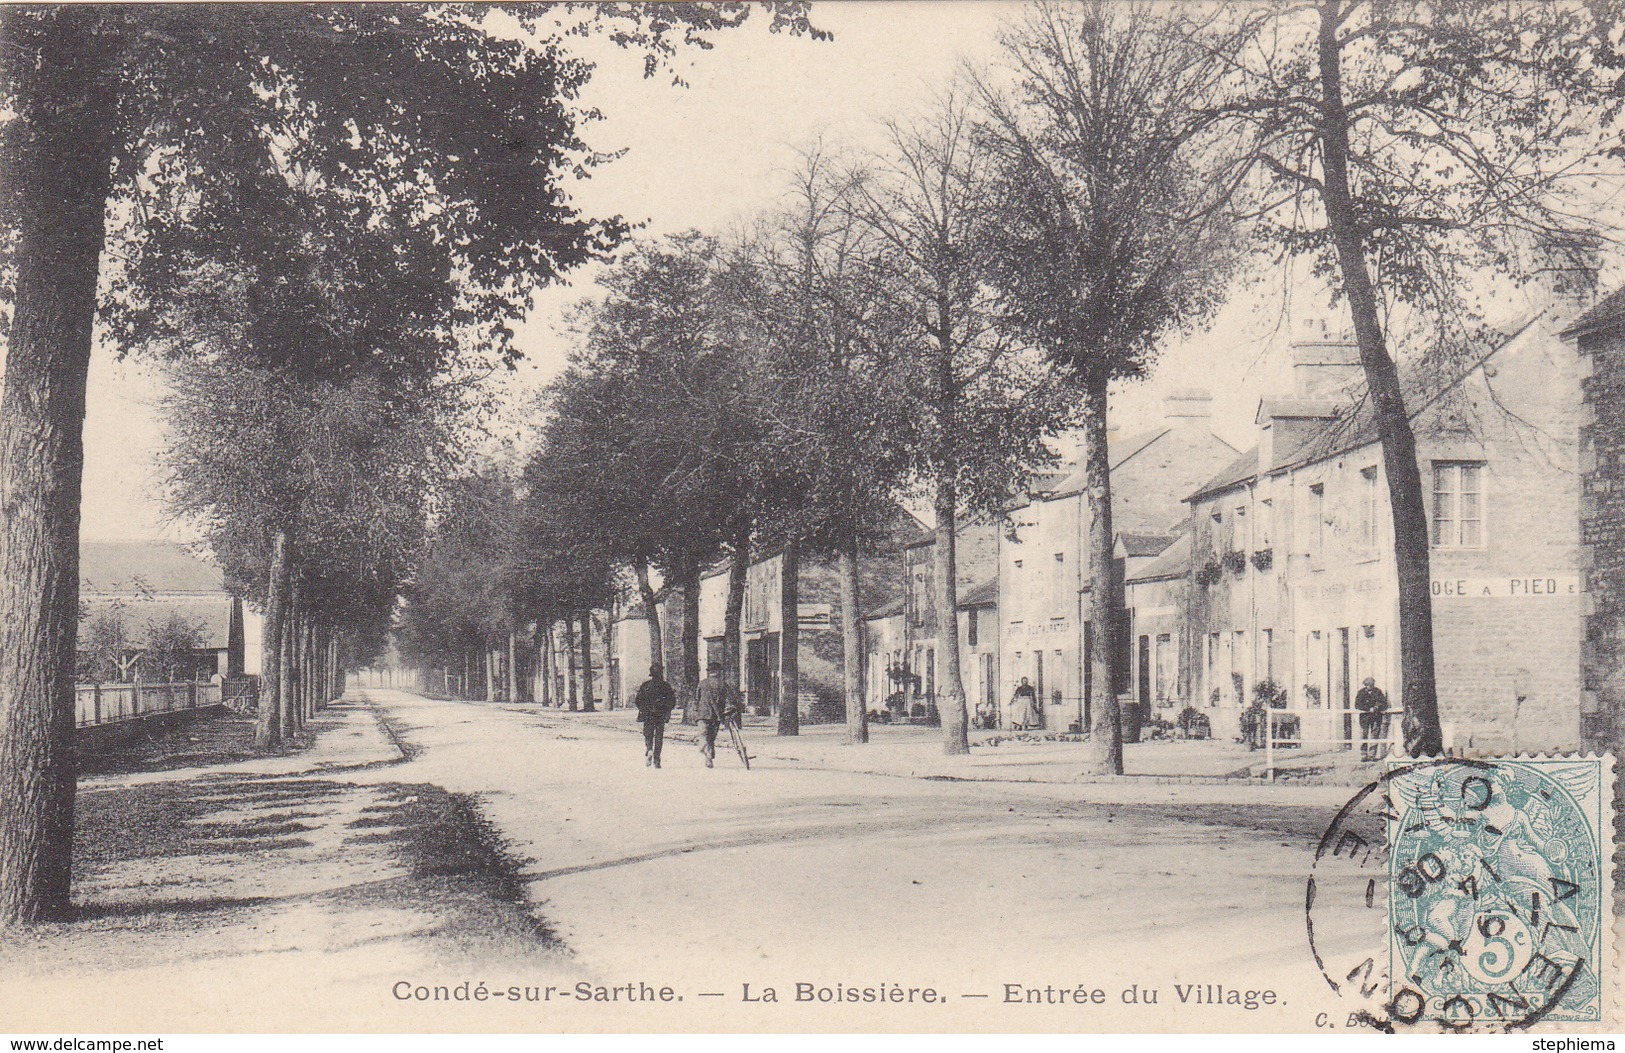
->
[1360,466,1379,547]
[1432,461,1485,548]
[1259,498,1273,548]
[1234,505,1249,552]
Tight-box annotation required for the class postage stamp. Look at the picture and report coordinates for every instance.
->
[1307,755,1615,1032]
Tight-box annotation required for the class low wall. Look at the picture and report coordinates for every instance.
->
[74,704,229,753]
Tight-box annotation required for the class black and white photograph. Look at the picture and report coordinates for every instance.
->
[0,0,1620,1037]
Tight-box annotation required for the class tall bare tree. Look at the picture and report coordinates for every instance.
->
[975,2,1245,773]
[856,97,1073,755]
[1213,0,1625,755]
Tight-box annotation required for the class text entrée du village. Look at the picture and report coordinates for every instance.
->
[391,980,1282,1010]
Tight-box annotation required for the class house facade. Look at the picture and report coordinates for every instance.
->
[1184,313,1587,751]
[862,525,1000,723]
[999,393,1239,731]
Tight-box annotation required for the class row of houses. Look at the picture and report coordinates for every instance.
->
[550,281,1621,759]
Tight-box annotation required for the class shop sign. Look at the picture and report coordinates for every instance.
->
[1430,575,1581,598]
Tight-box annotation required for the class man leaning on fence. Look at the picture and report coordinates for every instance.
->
[694,660,742,769]
[1355,678,1389,761]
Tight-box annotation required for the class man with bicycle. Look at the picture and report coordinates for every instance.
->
[694,659,742,769]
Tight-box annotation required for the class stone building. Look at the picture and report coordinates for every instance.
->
[1185,311,1588,749]
[606,510,922,720]
[1567,287,1625,766]
[862,522,999,722]
[999,393,1239,730]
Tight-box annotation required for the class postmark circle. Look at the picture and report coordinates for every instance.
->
[1306,758,1604,1032]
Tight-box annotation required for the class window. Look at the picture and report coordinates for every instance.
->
[1155,633,1174,702]
[1210,508,1224,555]
[1309,483,1326,554]
[1235,505,1249,552]
[1360,466,1379,547]
[966,608,978,649]
[1262,628,1274,683]
[1260,498,1273,548]
[1432,462,1485,548]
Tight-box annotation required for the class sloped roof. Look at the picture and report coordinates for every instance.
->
[1254,398,1347,424]
[80,542,225,595]
[1190,445,1262,503]
[1187,312,1543,503]
[1045,427,1171,500]
[79,595,235,650]
[957,577,997,609]
[865,596,905,621]
[1118,532,1177,559]
[1562,285,1625,338]
[1128,533,1191,584]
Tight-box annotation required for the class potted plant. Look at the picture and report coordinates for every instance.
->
[1177,706,1211,739]
[1250,547,1273,571]
[1223,549,1248,574]
[1195,560,1223,586]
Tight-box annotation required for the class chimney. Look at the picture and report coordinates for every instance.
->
[1164,388,1213,422]
[1533,236,1600,328]
[1290,327,1361,400]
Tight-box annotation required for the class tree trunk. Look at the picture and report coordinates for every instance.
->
[299,617,312,723]
[540,623,553,706]
[601,605,617,710]
[778,539,801,736]
[507,632,518,707]
[839,533,868,745]
[564,619,579,711]
[1078,371,1124,775]
[0,11,122,927]
[933,476,969,755]
[1317,3,1442,756]
[485,641,497,702]
[578,612,596,712]
[724,530,750,704]
[635,558,665,677]
[256,532,289,749]
[679,560,702,726]
[279,593,297,739]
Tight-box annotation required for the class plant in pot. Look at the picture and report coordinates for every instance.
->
[1250,547,1273,571]
[1223,549,1248,574]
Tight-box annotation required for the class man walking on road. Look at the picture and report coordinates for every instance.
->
[634,664,677,768]
[695,660,742,769]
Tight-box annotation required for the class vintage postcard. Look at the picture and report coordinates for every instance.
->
[0,0,1620,1038]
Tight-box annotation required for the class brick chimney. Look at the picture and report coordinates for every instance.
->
[1291,321,1361,400]
[1533,236,1600,329]
[1164,388,1213,422]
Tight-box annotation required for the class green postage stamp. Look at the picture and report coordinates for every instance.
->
[1384,757,1611,1027]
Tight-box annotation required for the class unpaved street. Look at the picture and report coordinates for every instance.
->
[341,690,1364,1031]
[1,691,1381,1032]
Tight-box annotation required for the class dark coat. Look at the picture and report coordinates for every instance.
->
[634,677,677,724]
[1355,685,1388,714]
[694,675,741,722]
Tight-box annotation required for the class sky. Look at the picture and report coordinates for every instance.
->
[68,1,1583,542]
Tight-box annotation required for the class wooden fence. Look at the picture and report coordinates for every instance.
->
[74,681,224,729]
